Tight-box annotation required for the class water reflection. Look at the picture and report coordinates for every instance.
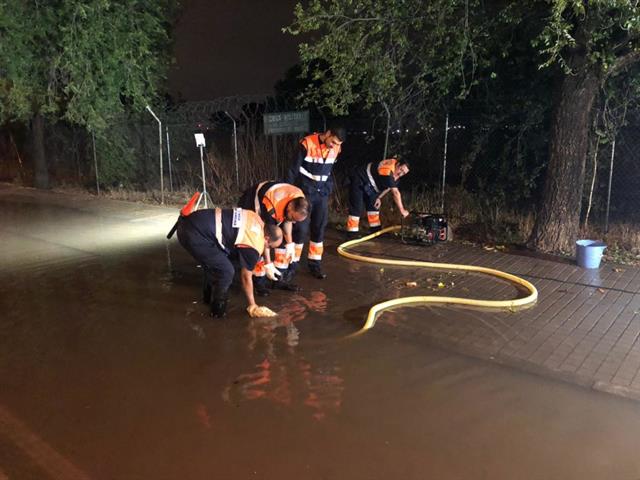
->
[223,291,344,420]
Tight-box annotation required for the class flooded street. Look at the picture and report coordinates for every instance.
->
[2,186,640,480]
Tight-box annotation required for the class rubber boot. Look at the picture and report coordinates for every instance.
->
[202,283,212,304]
[270,267,301,292]
[369,225,382,234]
[346,231,361,240]
[210,297,228,318]
[308,260,327,279]
[254,276,270,297]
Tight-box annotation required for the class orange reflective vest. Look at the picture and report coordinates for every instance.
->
[215,208,265,256]
[299,134,341,182]
[367,158,398,193]
[255,181,305,225]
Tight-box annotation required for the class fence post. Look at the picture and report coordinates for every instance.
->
[92,131,100,196]
[272,135,278,179]
[605,137,616,234]
[382,101,390,160]
[166,125,173,192]
[225,111,239,188]
[441,113,449,213]
[584,141,599,228]
[145,105,164,204]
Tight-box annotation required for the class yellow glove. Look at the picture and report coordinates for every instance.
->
[247,304,277,318]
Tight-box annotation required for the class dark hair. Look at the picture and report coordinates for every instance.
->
[328,125,347,142]
[397,158,410,169]
[290,197,309,217]
[265,224,282,242]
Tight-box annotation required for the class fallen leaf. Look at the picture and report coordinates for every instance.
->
[613,268,625,273]
[405,281,418,287]
[483,246,495,251]
[496,245,506,251]
[438,282,446,288]
[597,288,606,293]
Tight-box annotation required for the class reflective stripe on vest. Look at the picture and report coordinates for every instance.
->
[299,134,340,183]
[299,166,329,182]
[366,158,397,193]
[366,163,380,193]
[215,208,226,250]
[254,181,270,214]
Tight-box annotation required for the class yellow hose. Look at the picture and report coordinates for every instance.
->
[337,225,538,334]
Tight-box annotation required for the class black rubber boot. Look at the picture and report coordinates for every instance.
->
[254,277,270,297]
[346,231,361,240]
[369,225,382,234]
[210,297,228,318]
[202,283,212,304]
[308,260,327,279]
[270,267,301,292]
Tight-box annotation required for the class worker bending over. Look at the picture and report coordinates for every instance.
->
[238,181,309,293]
[346,158,410,238]
[176,204,282,318]
[287,126,346,279]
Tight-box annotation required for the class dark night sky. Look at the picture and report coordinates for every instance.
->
[168,0,301,100]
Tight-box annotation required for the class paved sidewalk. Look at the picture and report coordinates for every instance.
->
[351,238,640,401]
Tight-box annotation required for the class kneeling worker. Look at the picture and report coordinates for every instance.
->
[176,202,282,318]
[239,181,309,292]
[346,158,410,237]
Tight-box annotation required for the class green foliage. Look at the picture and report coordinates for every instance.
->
[537,0,640,74]
[0,0,176,131]
[93,129,137,187]
[286,0,496,123]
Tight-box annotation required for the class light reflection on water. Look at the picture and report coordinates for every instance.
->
[223,291,345,420]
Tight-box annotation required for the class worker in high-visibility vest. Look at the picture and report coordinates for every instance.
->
[287,126,346,279]
[175,201,282,318]
[238,181,309,293]
[346,158,410,238]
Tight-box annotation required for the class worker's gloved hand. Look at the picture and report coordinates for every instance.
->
[247,304,277,318]
[285,242,296,261]
[264,262,282,281]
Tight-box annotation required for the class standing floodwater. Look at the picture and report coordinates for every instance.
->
[1,185,640,480]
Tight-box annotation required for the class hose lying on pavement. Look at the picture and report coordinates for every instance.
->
[337,225,538,334]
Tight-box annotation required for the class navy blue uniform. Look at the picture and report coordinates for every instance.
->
[177,209,259,301]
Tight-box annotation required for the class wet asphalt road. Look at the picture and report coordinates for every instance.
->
[1,185,640,480]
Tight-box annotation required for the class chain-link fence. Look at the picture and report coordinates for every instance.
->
[1,95,638,244]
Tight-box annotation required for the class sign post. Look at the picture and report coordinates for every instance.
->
[264,110,309,180]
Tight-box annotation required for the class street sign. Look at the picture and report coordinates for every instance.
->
[263,110,309,135]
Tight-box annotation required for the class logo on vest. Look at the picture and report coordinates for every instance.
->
[232,208,243,228]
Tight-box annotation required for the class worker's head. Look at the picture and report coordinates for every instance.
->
[286,197,309,223]
[394,160,410,181]
[264,223,283,248]
[321,124,346,149]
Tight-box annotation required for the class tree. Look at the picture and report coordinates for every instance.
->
[0,0,177,189]
[287,0,640,253]
[529,1,640,252]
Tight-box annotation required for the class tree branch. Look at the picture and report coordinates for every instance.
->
[609,50,640,77]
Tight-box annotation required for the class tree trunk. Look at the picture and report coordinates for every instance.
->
[32,113,49,189]
[529,68,600,253]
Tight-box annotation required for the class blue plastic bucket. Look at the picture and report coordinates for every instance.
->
[575,240,606,269]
